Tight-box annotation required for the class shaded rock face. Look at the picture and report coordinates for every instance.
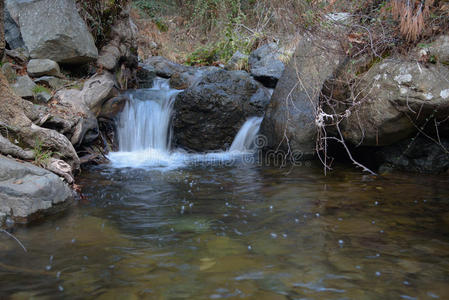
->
[0,155,73,224]
[4,7,25,49]
[249,43,285,88]
[173,69,270,151]
[261,33,346,158]
[341,60,449,147]
[143,56,191,78]
[377,136,449,174]
[17,0,98,63]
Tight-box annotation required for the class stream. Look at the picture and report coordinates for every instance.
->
[1,79,449,299]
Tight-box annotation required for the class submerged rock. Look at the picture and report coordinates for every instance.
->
[173,69,270,151]
[17,0,98,63]
[0,155,74,224]
[261,33,347,158]
[249,43,285,88]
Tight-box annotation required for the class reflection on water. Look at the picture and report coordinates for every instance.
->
[1,162,449,299]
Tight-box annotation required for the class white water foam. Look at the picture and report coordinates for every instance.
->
[109,78,263,169]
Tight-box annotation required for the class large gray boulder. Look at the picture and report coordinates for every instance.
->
[341,60,449,146]
[0,155,74,224]
[17,0,98,63]
[249,43,285,88]
[260,33,347,158]
[173,69,270,151]
[27,59,61,77]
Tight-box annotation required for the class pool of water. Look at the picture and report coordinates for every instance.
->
[1,162,449,299]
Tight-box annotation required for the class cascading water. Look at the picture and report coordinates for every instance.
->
[229,117,263,152]
[117,78,178,152]
[109,77,263,168]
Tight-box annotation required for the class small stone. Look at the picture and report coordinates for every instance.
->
[11,75,36,98]
[27,59,62,77]
[2,62,17,83]
[34,76,67,90]
[36,91,52,103]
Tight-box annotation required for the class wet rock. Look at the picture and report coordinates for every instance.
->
[143,56,190,78]
[27,59,62,77]
[0,155,74,224]
[136,66,156,88]
[249,43,285,88]
[377,136,449,174]
[11,75,36,98]
[2,62,17,83]
[17,0,98,63]
[173,69,269,151]
[341,60,449,146]
[225,50,249,71]
[261,32,347,158]
[99,96,128,119]
[4,7,25,49]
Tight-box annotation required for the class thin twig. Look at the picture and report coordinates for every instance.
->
[1,229,27,252]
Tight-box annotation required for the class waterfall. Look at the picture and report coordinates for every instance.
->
[109,77,263,169]
[229,117,263,152]
[117,78,179,153]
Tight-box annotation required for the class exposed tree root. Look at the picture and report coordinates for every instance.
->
[0,73,80,171]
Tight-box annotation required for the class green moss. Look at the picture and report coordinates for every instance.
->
[32,85,51,95]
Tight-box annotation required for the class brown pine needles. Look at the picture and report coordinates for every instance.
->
[390,0,434,41]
